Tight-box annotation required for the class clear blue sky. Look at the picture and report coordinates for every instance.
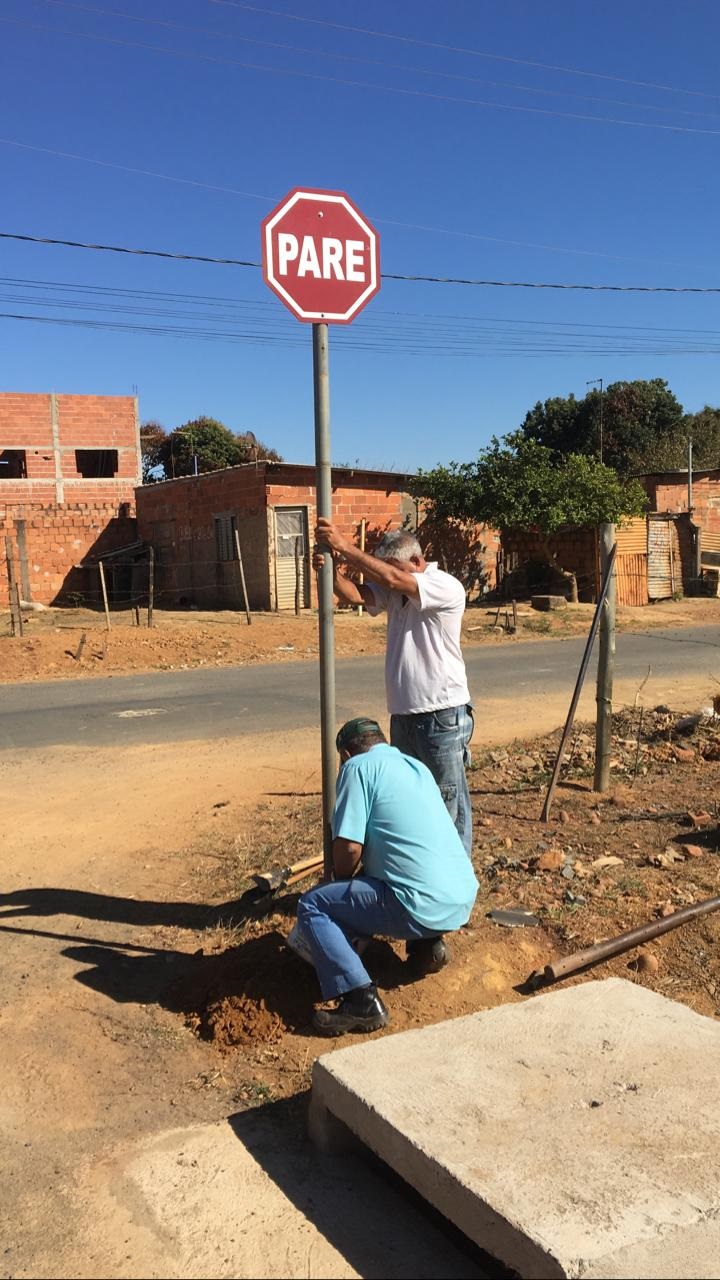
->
[1,0,719,471]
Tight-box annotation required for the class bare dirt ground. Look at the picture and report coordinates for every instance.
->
[2,701,719,1277]
[1,595,718,683]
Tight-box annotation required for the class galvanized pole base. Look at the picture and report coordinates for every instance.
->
[313,323,337,876]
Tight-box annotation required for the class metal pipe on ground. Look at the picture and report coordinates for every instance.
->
[528,894,720,988]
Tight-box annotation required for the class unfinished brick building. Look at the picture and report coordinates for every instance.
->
[1,393,141,605]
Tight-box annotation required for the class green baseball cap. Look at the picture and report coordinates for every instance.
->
[335,717,383,753]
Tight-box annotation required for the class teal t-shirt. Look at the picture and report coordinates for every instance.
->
[332,744,478,932]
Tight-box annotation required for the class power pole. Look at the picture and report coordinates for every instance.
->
[587,378,604,464]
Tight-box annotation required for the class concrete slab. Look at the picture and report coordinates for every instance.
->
[309,979,720,1279]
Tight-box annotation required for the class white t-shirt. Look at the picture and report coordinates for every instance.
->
[365,563,471,715]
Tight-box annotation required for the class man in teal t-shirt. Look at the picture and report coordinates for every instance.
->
[296,716,478,1037]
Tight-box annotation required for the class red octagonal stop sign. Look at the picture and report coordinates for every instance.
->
[261,188,380,324]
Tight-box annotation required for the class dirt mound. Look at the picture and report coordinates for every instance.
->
[168,929,319,1050]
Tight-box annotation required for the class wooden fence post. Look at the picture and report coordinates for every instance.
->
[234,528,252,626]
[147,546,155,628]
[294,536,302,615]
[98,560,111,632]
[5,535,23,637]
[357,517,367,616]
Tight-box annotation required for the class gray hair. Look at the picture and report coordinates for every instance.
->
[375,530,422,562]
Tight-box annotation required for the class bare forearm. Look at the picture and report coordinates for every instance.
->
[335,543,410,593]
[332,837,363,879]
[332,571,365,607]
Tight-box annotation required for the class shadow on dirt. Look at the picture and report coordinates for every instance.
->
[0,886,265,929]
[228,1096,497,1279]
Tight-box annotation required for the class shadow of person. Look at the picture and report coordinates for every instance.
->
[0,886,267,930]
[62,930,321,1043]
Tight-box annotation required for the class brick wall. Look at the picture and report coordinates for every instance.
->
[1,501,137,606]
[0,393,140,504]
[0,394,141,603]
[641,473,720,536]
[136,466,271,609]
[500,527,599,601]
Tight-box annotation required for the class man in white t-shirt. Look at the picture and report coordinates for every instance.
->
[313,520,474,856]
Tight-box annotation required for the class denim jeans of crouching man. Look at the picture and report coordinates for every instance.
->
[390,703,474,856]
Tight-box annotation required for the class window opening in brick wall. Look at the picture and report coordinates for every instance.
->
[0,449,27,478]
[75,448,118,477]
[214,513,237,562]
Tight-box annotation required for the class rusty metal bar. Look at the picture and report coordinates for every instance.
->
[534,893,720,987]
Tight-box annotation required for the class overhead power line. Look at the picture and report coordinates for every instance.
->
[2,230,720,293]
[210,0,720,103]
[0,135,705,270]
[4,14,720,136]
[41,1,720,121]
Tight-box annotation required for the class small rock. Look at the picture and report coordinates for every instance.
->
[558,809,570,824]
[680,843,704,859]
[658,901,676,918]
[503,836,513,849]
[650,847,685,868]
[675,714,702,735]
[515,754,537,770]
[591,855,624,869]
[687,811,713,827]
[535,849,565,872]
[631,951,659,975]
[561,864,575,880]
[589,812,601,825]
[673,745,695,763]
[480,817,494,828]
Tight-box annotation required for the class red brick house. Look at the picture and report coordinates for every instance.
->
[636,468,720,534]
[1,393,141,605]
[135,461,418,611]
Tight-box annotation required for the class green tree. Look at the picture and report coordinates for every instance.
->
[157,417,282,478]
[518,379,684,474]
[139,419,167,483]
[414,438,647,601]
[626,405,720,473]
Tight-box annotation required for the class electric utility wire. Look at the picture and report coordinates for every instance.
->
[1,231,719,293]
[41,1,720,121]
[0,134,704,271]
[5,14,720,136]
[6,275,720,349]
[210,0,720,103]
[8,274,720,335]
[5,310,720,358]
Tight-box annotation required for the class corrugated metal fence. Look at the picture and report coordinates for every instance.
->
[615,518,649,606]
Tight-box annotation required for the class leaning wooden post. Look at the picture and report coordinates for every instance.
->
[5,535,23,637]
[356,517,367,616]
[233,528,252,626]
[594,522,617,793]
[294,535,301,615]
[98,559,111,632]
[147,546,155,629]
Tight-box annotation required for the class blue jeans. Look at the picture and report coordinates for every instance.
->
[390,704,474,856]
[297,877,438,999]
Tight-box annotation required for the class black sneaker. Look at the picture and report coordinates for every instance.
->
[406,936,448,975]
[313,984,389,1037]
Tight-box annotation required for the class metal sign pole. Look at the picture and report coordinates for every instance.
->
[313,322,337,876]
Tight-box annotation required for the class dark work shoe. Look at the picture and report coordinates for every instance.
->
[313,984,389,1037]
[406,936,448,975]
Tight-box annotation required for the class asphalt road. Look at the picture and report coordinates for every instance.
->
[1,626,718,752]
